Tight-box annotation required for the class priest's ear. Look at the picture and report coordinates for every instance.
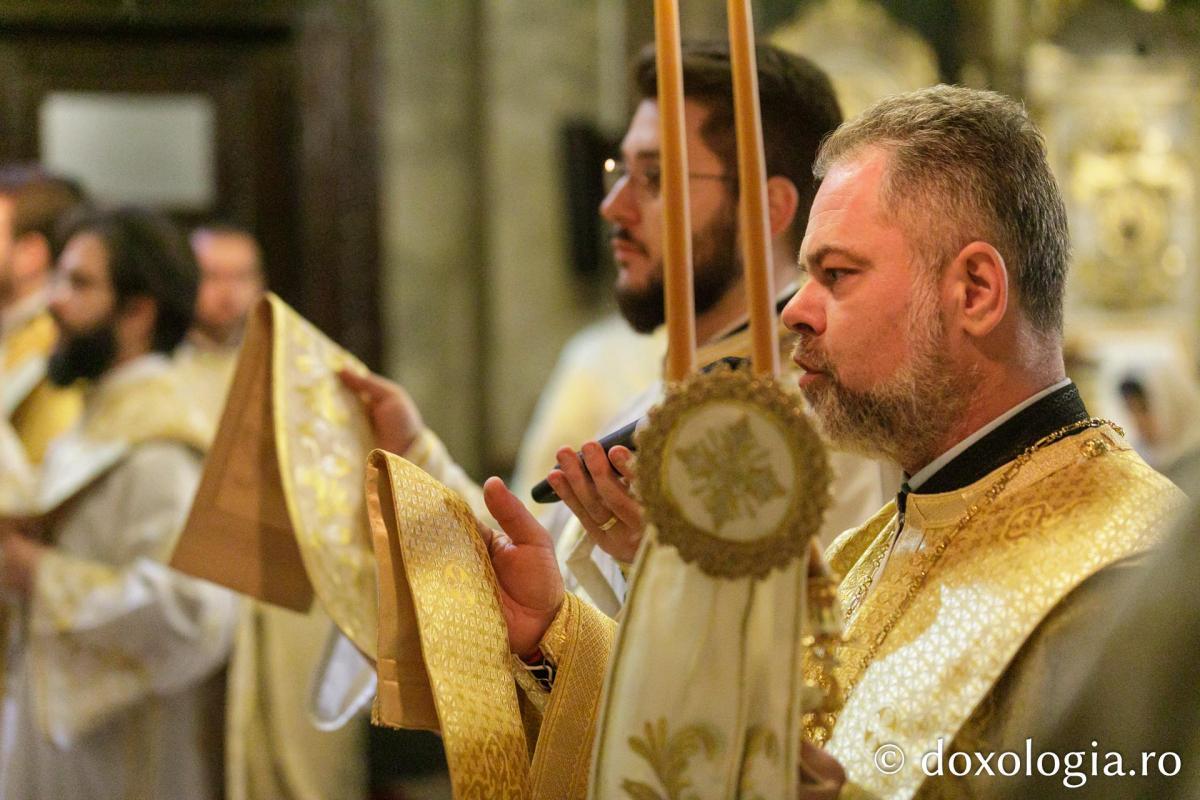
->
[766,175,800,239]
[116,295,160,354]
[948,240,1008,339]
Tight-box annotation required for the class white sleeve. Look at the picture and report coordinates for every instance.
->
[27,443,237,746]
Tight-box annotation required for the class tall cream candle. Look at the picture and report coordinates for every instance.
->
[654,0,696,381]
[727,0,779,377]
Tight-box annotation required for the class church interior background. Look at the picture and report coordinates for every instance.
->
[1,0,1196,796]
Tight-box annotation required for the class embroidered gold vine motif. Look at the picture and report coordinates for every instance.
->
[737,725,780,800]
[675,414,786,532]
[292,327,357,544]
[276,300,377,657]
[622,718,721,800]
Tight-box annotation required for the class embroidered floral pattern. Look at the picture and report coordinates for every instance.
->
[622,718,720,800]
[675,414,786,532]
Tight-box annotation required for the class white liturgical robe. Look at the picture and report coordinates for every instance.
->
[0,355,237,800]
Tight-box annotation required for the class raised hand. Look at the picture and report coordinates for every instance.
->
[548,441,644,564]
[337,369,424,456]
[479,476,565,658]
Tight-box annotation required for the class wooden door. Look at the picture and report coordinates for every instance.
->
[0,1,381,366]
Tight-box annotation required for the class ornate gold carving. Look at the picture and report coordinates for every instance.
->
[635,367,831,579]
[621,718,721,800]
[770,0,939,118]
[802,575,846,744]
[1069,117,1193,311]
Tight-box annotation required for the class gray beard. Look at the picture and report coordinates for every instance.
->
[795,283,978,468]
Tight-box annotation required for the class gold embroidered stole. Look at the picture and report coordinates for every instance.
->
[819,426,1185,798]
[367,450,614,800]
[2,310,81,464]
[2,307,56,374]
[171,294,377,659]
[2,360,209,710]
[36,364,210,514]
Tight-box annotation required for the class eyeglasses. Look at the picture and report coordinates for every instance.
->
[603,157,735,200]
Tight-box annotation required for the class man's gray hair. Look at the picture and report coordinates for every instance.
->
[815,85,1070,335]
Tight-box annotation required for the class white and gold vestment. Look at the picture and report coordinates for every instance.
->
[0,354,236,800]
[0,292,81,465]
[821,420,1184,799]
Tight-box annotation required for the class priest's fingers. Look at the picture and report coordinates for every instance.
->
[474,515,508,558]
[608,445,637,482]
[797,742,846,799]
[336,367,390,401]
[582,442,642,530]
[547,470,594,530]
[553,445,611,526]
[338,368,423,454]
[482,476,553,549]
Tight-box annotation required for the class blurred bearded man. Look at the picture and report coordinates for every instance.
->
[180,223,368,800]
[0,207,236,800]
[175,222,266,432]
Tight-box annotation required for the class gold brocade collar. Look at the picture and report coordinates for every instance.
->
[902,423,1125,532]
[0,289,50,339]
[838,423,1130,638]
[78,354,209,448]
[679,288,797,375]
[36,355,210,513]
[692,316,794,369]
[817,424,1185,799]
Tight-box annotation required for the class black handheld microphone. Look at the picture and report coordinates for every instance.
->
[529,355,747,504]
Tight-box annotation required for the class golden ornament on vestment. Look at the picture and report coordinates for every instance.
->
[171,294,377,659]
[635,365,831,579]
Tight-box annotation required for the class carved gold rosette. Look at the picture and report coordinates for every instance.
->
[635,366,831,579]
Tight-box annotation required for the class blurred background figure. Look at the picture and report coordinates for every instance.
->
[1118,364,1200,485]
[181,224,369,800]
[1083,336,1200,487]
[0,164,86,466]
[177,222,266,432]
[0,206,236,800]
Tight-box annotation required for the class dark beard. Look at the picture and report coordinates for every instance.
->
[614,204,742,334]
[47,321,118,387]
